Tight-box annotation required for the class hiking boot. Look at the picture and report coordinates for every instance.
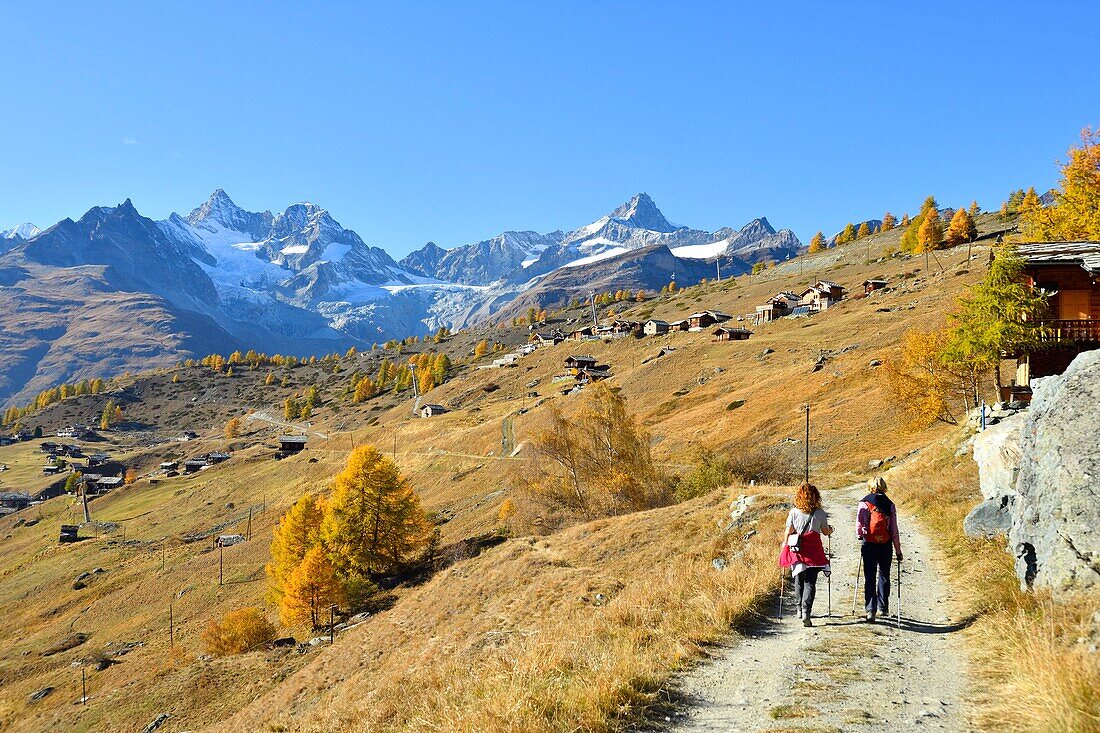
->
[802,616,813,627]
[866,612,876,623]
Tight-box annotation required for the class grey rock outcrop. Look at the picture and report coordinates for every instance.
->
[969,349,1100,591]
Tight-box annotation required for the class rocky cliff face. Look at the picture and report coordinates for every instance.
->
[968,349,1100,592]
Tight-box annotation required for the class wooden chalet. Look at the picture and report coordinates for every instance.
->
[419,404,448,418]
[206,452,230,464]
[92,476,123,494]
[755,291,800,322]
[159,461,179,471]
[1011,242,1100,395]
[799,281,846,312]
[42,464,62,476]
[610,320,641,335]
[87,453,111,468]
[59,525,79,543]
[713,326,753,341]
[276,435,308,458]
[643,319,670,335]
[687,311,732,330]
[183,459,208,474]
[564,355,598,374]
[567,326,595,341]
[669,319,689,332]
[531,330,566,346]
[0,492,32,512]
[577,367,612,383]
[863,279,889,294]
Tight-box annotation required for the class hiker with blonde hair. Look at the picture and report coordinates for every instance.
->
[857,476,903,623]
[779,482,833,627]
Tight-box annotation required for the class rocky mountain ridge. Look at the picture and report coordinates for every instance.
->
[0,190,797,405]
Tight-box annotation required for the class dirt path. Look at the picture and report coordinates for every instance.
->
[668,483,973,732]
[245,410,329,439]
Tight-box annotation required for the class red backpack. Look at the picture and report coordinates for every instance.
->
[866,505,891,544]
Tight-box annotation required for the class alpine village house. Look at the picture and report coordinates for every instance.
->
[1011,241,1100,398]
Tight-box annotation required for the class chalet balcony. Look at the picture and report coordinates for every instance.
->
[1037,319,1100,344]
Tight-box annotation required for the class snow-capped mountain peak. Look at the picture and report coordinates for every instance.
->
[1,222,41,240]
[186,189,273,241]
[607,192,676,233]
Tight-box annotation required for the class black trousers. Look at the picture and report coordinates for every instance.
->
[861,542,893,614]
[795,567,821,615]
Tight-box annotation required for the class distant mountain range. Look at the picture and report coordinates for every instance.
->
[0,191,799,405]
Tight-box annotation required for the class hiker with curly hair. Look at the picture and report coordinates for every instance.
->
[780,482,833,627]
[857,476,903,623]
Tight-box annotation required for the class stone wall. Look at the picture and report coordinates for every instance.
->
[967,349,1100,592]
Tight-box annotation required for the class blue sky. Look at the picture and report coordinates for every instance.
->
[1,2,1096,255]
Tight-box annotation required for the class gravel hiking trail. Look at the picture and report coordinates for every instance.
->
[668,483,974,732]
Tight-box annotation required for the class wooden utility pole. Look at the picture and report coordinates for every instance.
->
[81,668,87,705]
[329,605,336,645]
[247,507,252,541]
[169,602,174,647]
[219,544,224,586]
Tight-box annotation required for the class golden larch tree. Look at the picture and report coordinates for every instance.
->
[945,207,977,246]
[881,212,897,231]
[267,493,326,603]
[225,417,242,439]
[856,222,872,239]
[321,446,431,577]
[1019,127,1100,241]
[279,546,346,629]
[807,231,826,253]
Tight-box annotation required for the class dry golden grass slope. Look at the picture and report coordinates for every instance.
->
[0,218,1009,732]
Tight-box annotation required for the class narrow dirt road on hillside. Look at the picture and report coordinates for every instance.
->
[668,484,973,732]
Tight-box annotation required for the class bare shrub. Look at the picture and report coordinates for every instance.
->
[674,444,801,502]
[518,383,670,531]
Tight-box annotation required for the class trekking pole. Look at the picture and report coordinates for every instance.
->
[897,556,902,629]
[778,568,785,620]
[853,556,862,615]
[826,536,832,619]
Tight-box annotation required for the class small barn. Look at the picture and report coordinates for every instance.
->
[669,319,689,332]
[687,311,732,330]
[863,279,889,294]
[533,330,566,346]
[564,355,598,374]
[92,476,123,494]
[183,459,208,474]
[87,453,111,468]
[578,367,612,383]
[643,319,670,336]
[0,492,32,511]
[713,326,753,341]
[59,525,80,543]
[567,327,595,341]
[277,435,308,458]
[42,464,62,476]
[159,461,179,472]
[419,404,448,418]
[206,452,230,464]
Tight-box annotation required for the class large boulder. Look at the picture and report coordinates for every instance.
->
[1010,350,1100,591]
[965,415,1024,538]
[972,349,1100,591]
